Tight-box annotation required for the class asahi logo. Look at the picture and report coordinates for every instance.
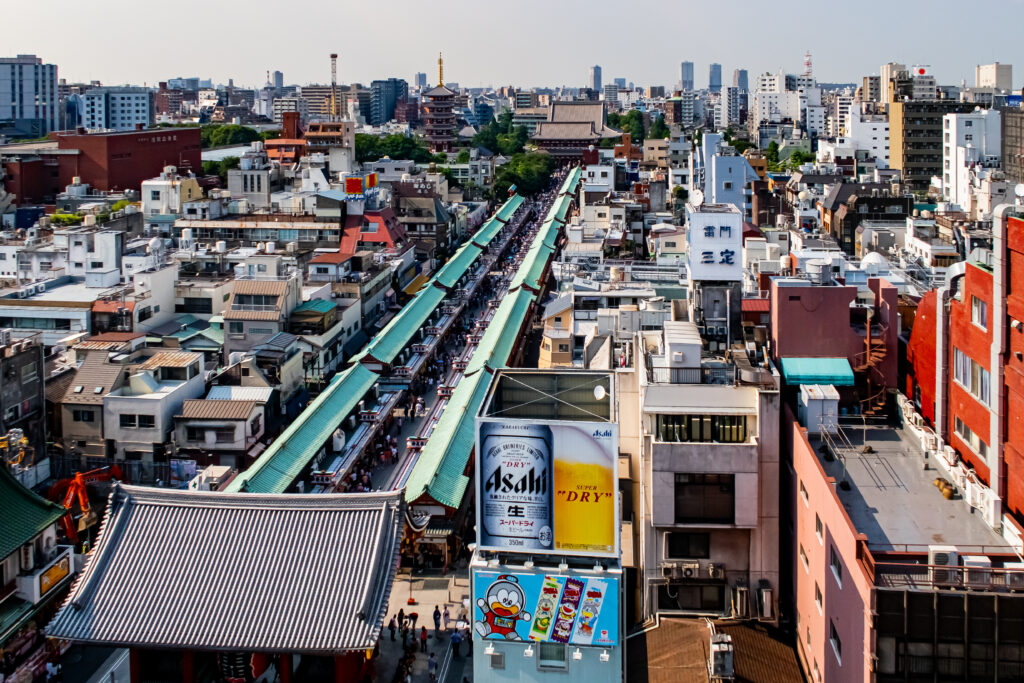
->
[484,465,548,495]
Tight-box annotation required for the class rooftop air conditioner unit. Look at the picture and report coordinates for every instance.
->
[929,545,959,588]
[1004,562,1024,592]
[963,555,992,590]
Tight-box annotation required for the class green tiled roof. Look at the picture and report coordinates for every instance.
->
[294,299,337,314]
[362,285,446,365]
[224,364,379,493]
[0,465,65,560]
[435,242,483,289]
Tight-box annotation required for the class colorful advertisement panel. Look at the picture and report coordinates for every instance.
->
[476,419,619,558]
[472,570,618,646]
[345,176,365,195]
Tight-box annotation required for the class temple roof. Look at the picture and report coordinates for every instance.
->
[47,485,405,654]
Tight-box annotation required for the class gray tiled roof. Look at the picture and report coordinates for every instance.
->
[47,485,405,654]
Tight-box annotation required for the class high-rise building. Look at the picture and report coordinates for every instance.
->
[733,68,748,92]
[709,63,722,93]
[879,62,906,105]
[680,61,694,91]
[613,77,626,89]
[369,78,409,126]
[603,84,620,109]
[414,72,427,89]
[859,75,881,102]
[589,65,602,92]
[889,99,975,190]
[941,108,1001,205]
[82,86,154,131]
[0,54,58,137]
[976,62,1013,91]
[272,70,283,91]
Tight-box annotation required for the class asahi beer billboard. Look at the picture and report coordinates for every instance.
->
[476,418,619,558]
[472,570,619,646]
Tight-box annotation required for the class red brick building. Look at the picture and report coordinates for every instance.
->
[906,207,1024,522]
[2,127,201,204]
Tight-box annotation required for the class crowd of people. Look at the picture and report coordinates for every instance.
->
[385,604,473,682]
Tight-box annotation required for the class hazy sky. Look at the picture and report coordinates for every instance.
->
[9,0,1023,89]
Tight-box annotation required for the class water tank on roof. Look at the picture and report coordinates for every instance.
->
[216,241,227,254]
[860,250,887,275]
[266,242,276,254]
[780,254,792,271]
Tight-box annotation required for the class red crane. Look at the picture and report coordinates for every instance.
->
[48,466,122,544]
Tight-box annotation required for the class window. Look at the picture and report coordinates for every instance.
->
[20,364,37,383]
[538,642,567,670]
[799,480,809,506]
[72,409,94,423]
[228,322,244,334]
[814,582,823,613]
[799,544,809,572]
[659,414,748,444]
[815,513,823,544]
[972,296,988,330]
[674,473,735,524]
[186,426,203,442]
[657,584,725,612]
[150,190,161,200]
[830,620,842,664]
[138,415,155,429]
[119,414,137,428]
[954,416,989,459]
[953,347,990,405]
[830,546,843,587]
[666,532,710,559]
[557,344,569,353]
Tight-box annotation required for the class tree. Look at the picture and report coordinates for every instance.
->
[493,153,556,197]
[200,124,261,149]
[202,156,240,184]
[765,141,780,165]
[456,149,470,164]
[648,116,670,140]
[731,139,754,154]
[355,133,436,163]
[109,199,132,212]
[692,129,703,147]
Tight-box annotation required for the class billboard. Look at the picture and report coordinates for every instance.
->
[345,176,365,195]
[472,570,619,646]
[476,419,619,558]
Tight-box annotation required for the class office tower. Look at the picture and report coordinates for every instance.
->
[613,77,626,89]
[414,72,427,89]
[369,78,409,126]
[0,54,58,137]
[272,71,283,91]
[589,65,602,92]
[733,69,748,92]
[82,86,154,130]
[709,63,722,93]
[680,61,694,91]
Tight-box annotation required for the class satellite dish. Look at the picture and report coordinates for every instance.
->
[692,189,705,206]
[798,190,808,201]
[1015,183,1024,199]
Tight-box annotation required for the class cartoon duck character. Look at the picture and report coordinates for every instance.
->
[475,575,532,640]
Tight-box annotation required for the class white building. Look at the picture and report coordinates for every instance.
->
[717,87,742,130]
[879,62,906,104]
[942,108,1001,204]
[603,84,619,109]
[0,55,58,137]
[688,133,759,221]
[83,87,154,131]
[272,96,309,125]
[846,103,890,167]
[976,62,1013,91]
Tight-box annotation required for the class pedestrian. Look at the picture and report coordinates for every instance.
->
[465,627,472,655]
[451,629,463,657]
[442,606,450,632]
[397,415,403,430]
[388,615,397,641]
[433,605,442,635]
[427,652,438,681]
[420,626,428,653]
[401,622,409,647]
[409,611,419,630]
[398,608,405,627]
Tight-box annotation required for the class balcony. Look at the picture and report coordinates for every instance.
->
[16,545,73,604]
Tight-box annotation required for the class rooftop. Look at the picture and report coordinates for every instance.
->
[46,485,405,654]
[812,424,1011,552]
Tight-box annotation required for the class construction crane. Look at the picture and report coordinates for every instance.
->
[48,466,122,545]
[330,53,339,120]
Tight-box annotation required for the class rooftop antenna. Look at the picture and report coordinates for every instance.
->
[330,53,339,119]
[438,52,444,88]
[804,50,813,77]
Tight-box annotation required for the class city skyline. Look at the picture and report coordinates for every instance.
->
[8,0,1023,89]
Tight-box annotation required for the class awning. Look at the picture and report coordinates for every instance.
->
[780,357,855,386]
[403,273,430,295]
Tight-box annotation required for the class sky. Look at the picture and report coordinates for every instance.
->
[8,0,1023,90]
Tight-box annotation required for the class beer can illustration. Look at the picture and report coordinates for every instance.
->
[480,421,553,550]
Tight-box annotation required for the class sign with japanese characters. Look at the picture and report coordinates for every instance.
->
[476,419,619,558]
[472,570,619,646]
[685,206,742,282]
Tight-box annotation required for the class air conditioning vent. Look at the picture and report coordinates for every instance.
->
[1004,562,1024,591]
[928,545,960,588]
[963,555,992,590]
